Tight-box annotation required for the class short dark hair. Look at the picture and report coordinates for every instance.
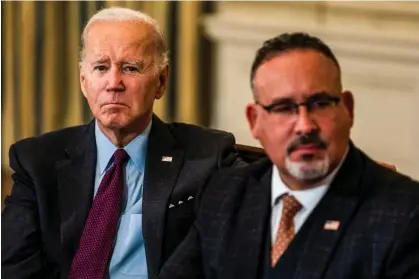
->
[250,32,340,90]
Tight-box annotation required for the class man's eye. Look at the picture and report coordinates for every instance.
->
[312,100,332,109]
[271,104,295,114]
[124,66,139,72]
[94,65,107,71]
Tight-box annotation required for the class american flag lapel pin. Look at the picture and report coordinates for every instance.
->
[323,220,340,231]
[161,156,173,162]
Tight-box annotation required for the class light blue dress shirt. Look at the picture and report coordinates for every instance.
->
[94,120,151,279]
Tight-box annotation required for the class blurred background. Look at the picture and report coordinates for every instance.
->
[2,1,419,204]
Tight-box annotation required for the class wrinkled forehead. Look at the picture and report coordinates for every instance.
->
[253,50,341,103]
[83,20,157,59]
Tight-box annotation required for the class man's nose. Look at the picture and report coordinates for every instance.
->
[106,68,124,91]
[294,106,319,136]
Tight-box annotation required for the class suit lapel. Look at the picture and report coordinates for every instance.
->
[224,160,272,279]
[142,115,185,277]
[55,121,97,273]
[289,144,369,279]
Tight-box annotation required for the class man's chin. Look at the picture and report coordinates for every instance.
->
[285,157,330,181]
[98,116,130,130]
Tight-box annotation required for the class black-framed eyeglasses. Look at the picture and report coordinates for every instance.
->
[255,93,341,116]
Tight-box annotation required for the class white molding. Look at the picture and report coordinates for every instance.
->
[323,2,419,17]
[202,15,419,65]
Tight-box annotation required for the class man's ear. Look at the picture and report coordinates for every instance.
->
[246,103,260,140]
[155,65,169,100]
[341,90,354,126]
[80,62,88,98]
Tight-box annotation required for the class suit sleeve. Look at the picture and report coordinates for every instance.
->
[1,144,46,279]
[158,224,204,279]
[217,132,246,169]
[384,194,419,278]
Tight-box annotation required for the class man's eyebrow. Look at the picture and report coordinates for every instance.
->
[121,60,144,66]
[91,58,109,64]
[266,91,336,105]
[269,97,295,105]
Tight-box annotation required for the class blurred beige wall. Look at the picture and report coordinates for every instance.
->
[203,2,419,180]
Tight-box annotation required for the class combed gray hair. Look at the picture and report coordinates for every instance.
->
[80,7,169,72]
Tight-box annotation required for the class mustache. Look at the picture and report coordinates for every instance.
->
[287,134,327,154]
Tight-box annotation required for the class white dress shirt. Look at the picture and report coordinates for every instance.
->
[271,148,349,244]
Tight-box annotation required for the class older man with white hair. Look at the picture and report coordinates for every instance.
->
[2,7,241,279]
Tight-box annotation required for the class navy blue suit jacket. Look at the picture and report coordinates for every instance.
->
[2,115,242,279]
[159,144,419,279]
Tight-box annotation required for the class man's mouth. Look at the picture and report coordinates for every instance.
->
[102,103,127,107]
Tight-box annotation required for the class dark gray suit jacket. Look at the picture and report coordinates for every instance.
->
[1,115,242,279]
[159,144,419,279]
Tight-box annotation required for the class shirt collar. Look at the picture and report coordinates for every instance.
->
[271,145,349,212]
[95,120,152,174]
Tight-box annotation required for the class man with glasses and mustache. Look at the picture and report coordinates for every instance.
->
[158,32,419,279]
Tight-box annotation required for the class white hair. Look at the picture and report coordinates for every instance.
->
[80,7,169,72]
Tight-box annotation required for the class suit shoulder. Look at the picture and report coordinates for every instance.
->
[367,159,419,205]
[10,124,90,169]
[167,122,235,147]
[207,158,271,188]
[369,160,419,191]
[197,158,271,221]
[12,124,87,152]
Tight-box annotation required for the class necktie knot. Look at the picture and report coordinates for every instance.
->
[113,149,129,166]
[281,194,302,216]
